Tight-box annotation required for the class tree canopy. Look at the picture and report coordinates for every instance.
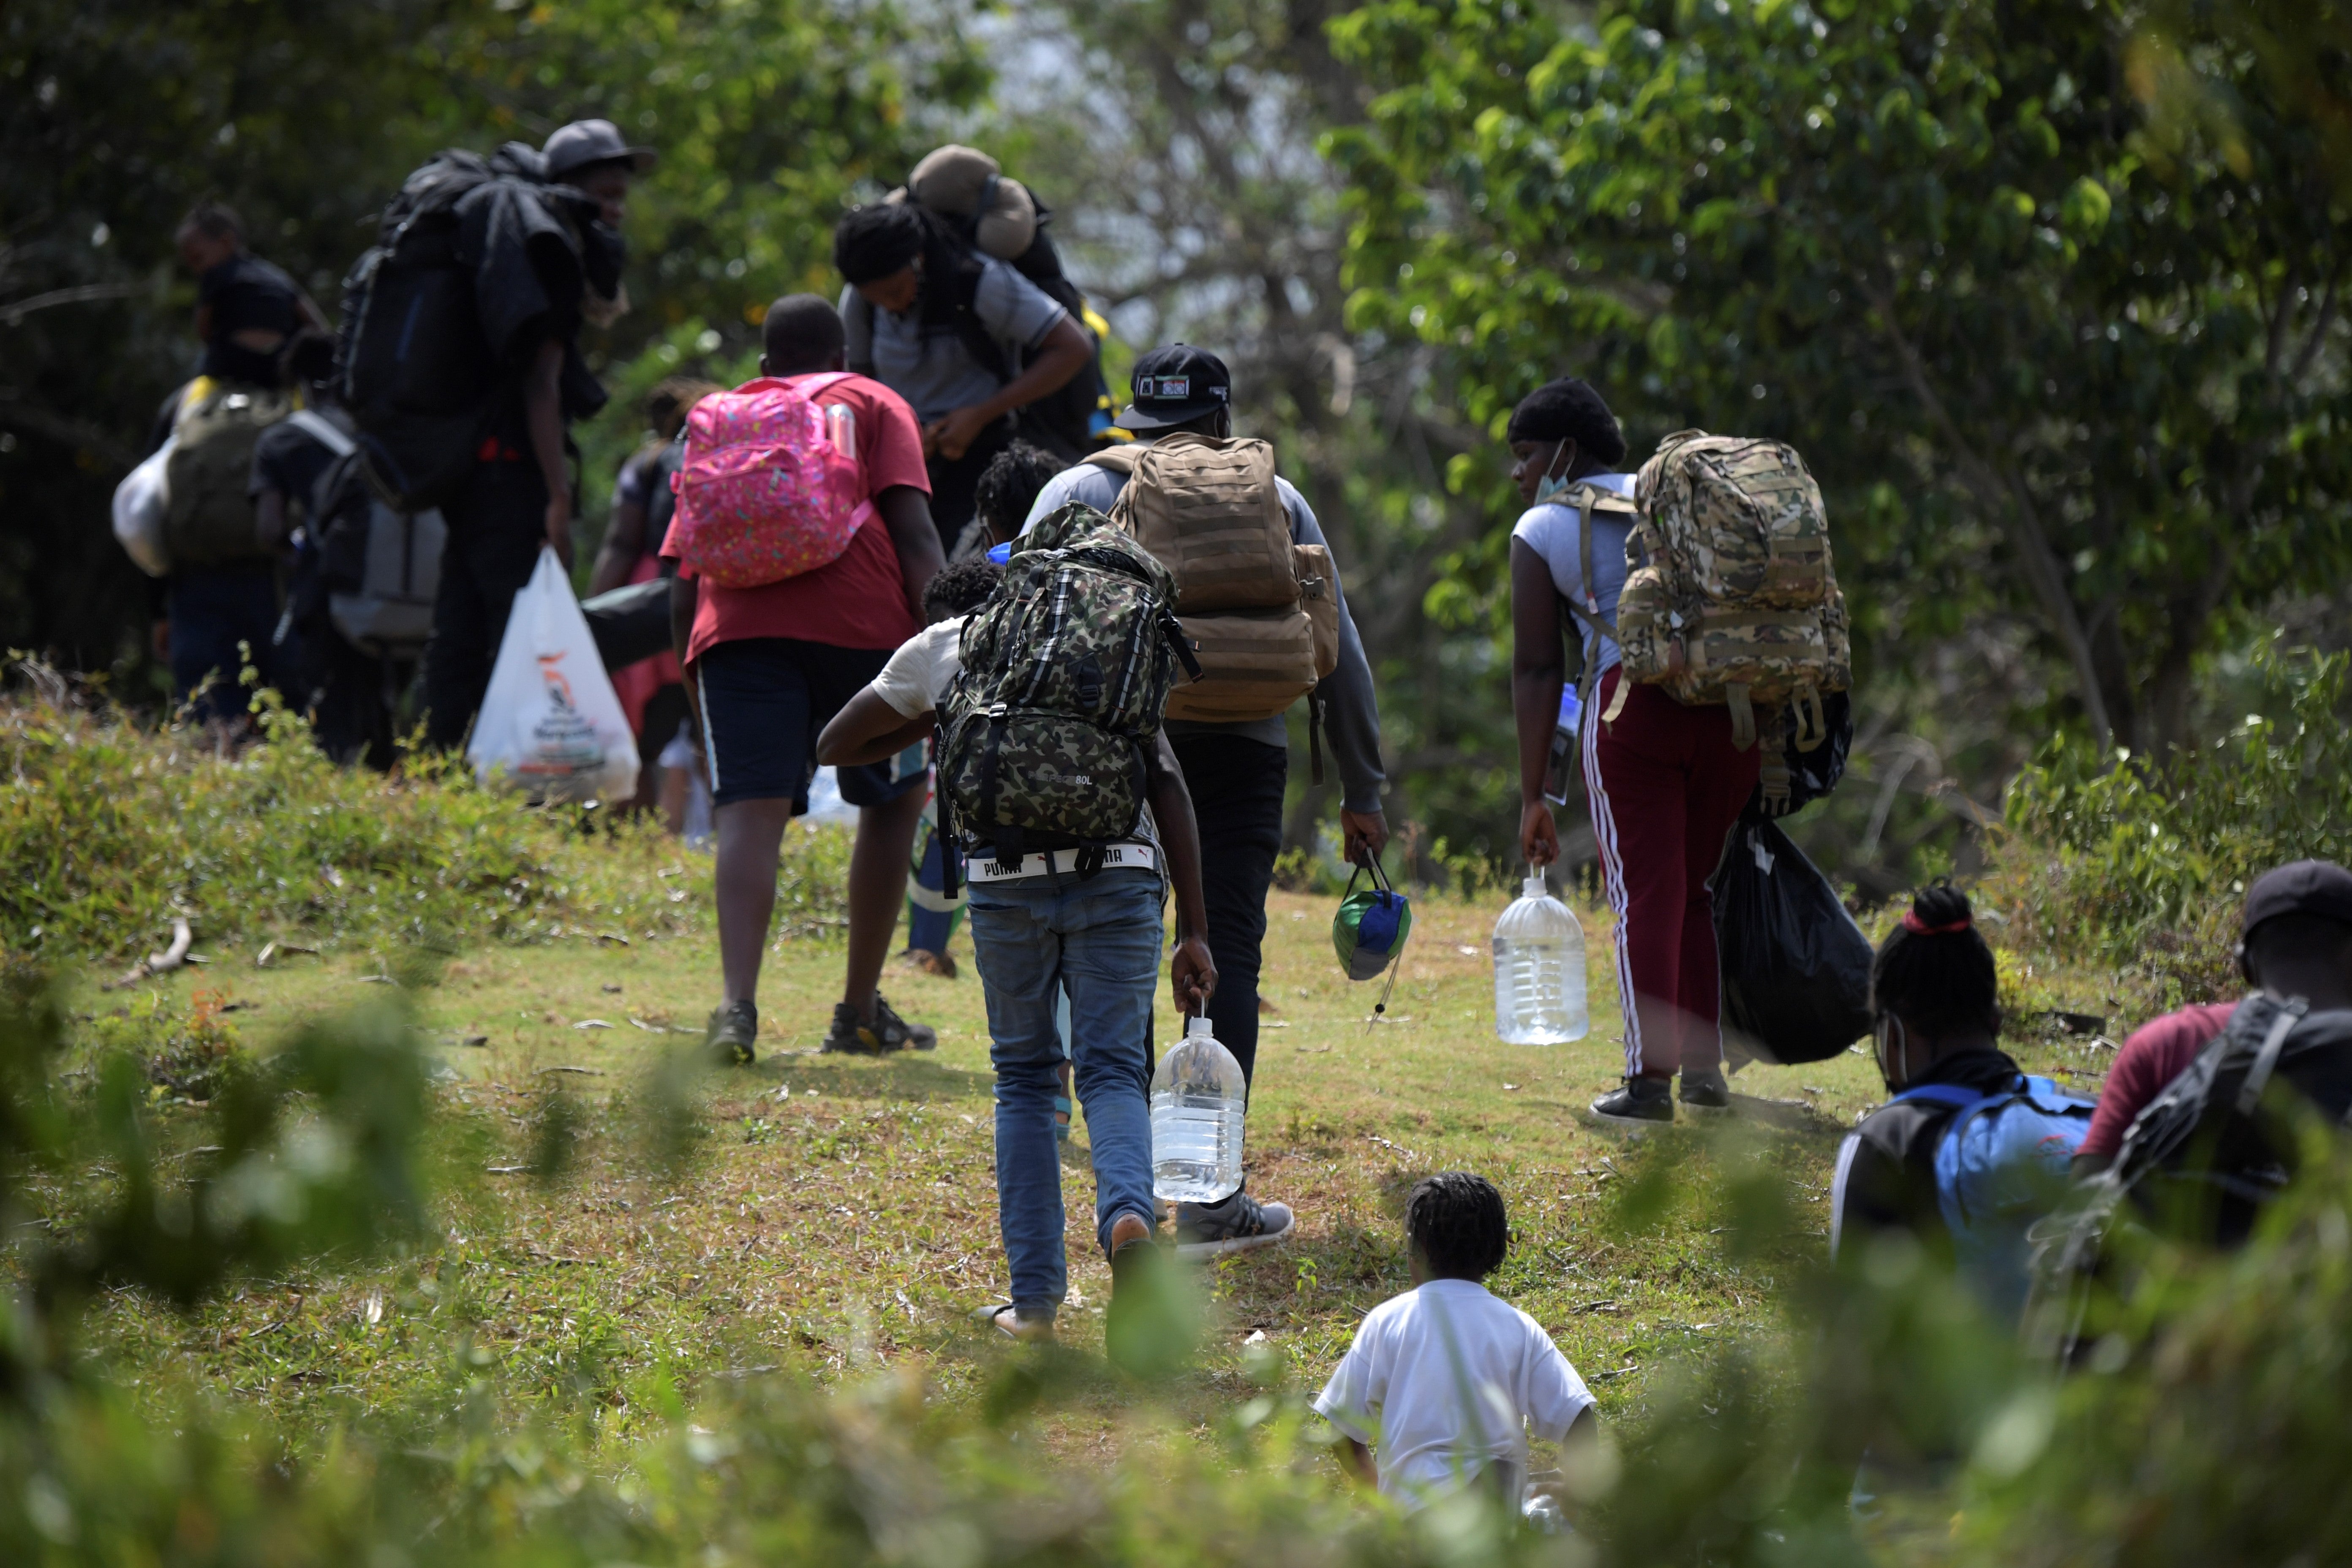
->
[1327,0,2352,758]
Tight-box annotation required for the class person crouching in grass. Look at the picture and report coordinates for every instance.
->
[1315,1172,1598,1514]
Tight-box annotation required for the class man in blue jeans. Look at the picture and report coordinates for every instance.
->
[816,630,1215,1361]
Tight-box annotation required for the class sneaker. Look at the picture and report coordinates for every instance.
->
[822,994,938,1054]
[1587,1075,1675,1129]
[973,1301,1055,1342]
[1105,1216,1194,1377]
[1680,1066,1733,1116]
[1173,1187,1295,1261]
[704,999,758,1066]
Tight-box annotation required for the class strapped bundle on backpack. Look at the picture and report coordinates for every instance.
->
[294,411,447,661]
[867,144,1119,459]
[936,503,1198,877]
[1089,434,1340,727]
[162,378,296,568]
[2024,995,2352,1362]
[1609,432,1851,769]
[1886,1074,2096,1324]
[667,375,868,589]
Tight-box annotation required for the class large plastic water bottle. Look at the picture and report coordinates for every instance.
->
[1493,871,1589,1044]
[1151,1016,1246,1203]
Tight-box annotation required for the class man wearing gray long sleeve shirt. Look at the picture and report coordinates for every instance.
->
[1024,345,1389,1258]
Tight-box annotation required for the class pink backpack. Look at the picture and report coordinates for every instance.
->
[668,373,871,588]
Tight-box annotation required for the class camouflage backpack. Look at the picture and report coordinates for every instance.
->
[936,503,1198,874]
[1606,431,1850,754]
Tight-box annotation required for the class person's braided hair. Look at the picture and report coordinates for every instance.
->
[833,202,928,286]
[1505,376,1627,468]
[1870,880,2000,1039]
[1404,1171,1510,1281]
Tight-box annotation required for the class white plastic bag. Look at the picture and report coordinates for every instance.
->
[112,437,176,577]
[468,546,641,804]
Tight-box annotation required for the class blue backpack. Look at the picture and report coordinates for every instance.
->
[1889,1074,2096,1323]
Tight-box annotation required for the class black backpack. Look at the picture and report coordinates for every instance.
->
[336,144,542,509]
[2025,996,2352,1360]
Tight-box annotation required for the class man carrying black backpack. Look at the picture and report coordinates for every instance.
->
[392,118,651,751]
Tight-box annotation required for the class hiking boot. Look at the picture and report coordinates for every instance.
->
[705,999,758,1066]
[1587,1075,1674,1129]
[822,994,938,1054]
[1680,1067,1734,1116]
[1105,1215,1195,1377]
[1174,1187,1295,1261]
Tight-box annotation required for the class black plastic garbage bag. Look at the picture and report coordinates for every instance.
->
[1712,806,1873,1067]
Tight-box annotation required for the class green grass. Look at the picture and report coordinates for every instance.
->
[56,857,2135,1471]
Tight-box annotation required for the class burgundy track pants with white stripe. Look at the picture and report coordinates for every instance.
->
[1581,667,1761,1078]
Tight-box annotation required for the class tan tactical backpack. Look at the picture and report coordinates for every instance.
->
[1606,430,1849,753]
[1089,434,1339,722]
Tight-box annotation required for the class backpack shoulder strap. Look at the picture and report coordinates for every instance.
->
[795,370,858,399]
[2235,996,2311,1116]
[1084,444,1143,476]
[285,410,357,460]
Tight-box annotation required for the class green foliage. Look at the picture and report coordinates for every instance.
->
[0,686,846,959]
[1,0,979,683]
[2003,640,2352,979]
[1326,0,2352,773]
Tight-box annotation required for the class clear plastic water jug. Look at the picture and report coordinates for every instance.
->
[1152,1016,1246,1203]
[1494,871,1588,1044]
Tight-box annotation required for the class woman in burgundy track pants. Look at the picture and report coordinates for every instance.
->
[1505,377,1757,1127]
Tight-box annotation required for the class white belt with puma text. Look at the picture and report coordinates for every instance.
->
[963,842,1161,883]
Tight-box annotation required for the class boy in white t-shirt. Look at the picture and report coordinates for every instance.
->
[1314,1172,1596,1510]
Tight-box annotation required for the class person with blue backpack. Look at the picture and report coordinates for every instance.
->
[1829,882,2095,1325]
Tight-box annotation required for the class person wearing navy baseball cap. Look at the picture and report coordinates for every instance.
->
[1015,343,1393,1263]
[2074,858,2352,1178]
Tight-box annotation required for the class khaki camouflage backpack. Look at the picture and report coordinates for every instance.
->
[1607,430,1850,752]
[1089,434,1340,724]
[936,503,1198,873]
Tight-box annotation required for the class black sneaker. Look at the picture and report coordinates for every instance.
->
[1588,1075,1674,1129]
[822,994,938,1054]
[705,999,758,1066]
[1105,1228,1195,1377]
[1173,1188,1295,1261]
[1680,1067,1733,1116]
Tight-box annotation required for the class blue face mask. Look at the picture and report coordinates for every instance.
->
[1531,440,1577,506]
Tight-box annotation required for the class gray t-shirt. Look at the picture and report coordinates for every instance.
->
[840,258,1070,424]
[1019,457,1387,814]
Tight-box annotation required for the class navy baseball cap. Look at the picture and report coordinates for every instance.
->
[2243,859,2352,939]
[544,119,656,179]
[1116,343,1231,431]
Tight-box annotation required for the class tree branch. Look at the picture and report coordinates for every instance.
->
[1859,275,2118,750]
[0,392,144,470]
[0,282,144,327]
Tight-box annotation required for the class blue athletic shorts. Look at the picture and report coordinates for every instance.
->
[694,637,927,811]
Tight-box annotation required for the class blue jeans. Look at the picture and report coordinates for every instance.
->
[169,564,289,722]
[967,867,1163,1315]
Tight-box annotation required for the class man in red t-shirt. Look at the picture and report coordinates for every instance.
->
[665,294,948,1063]
[2072,1001,2236,1174]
